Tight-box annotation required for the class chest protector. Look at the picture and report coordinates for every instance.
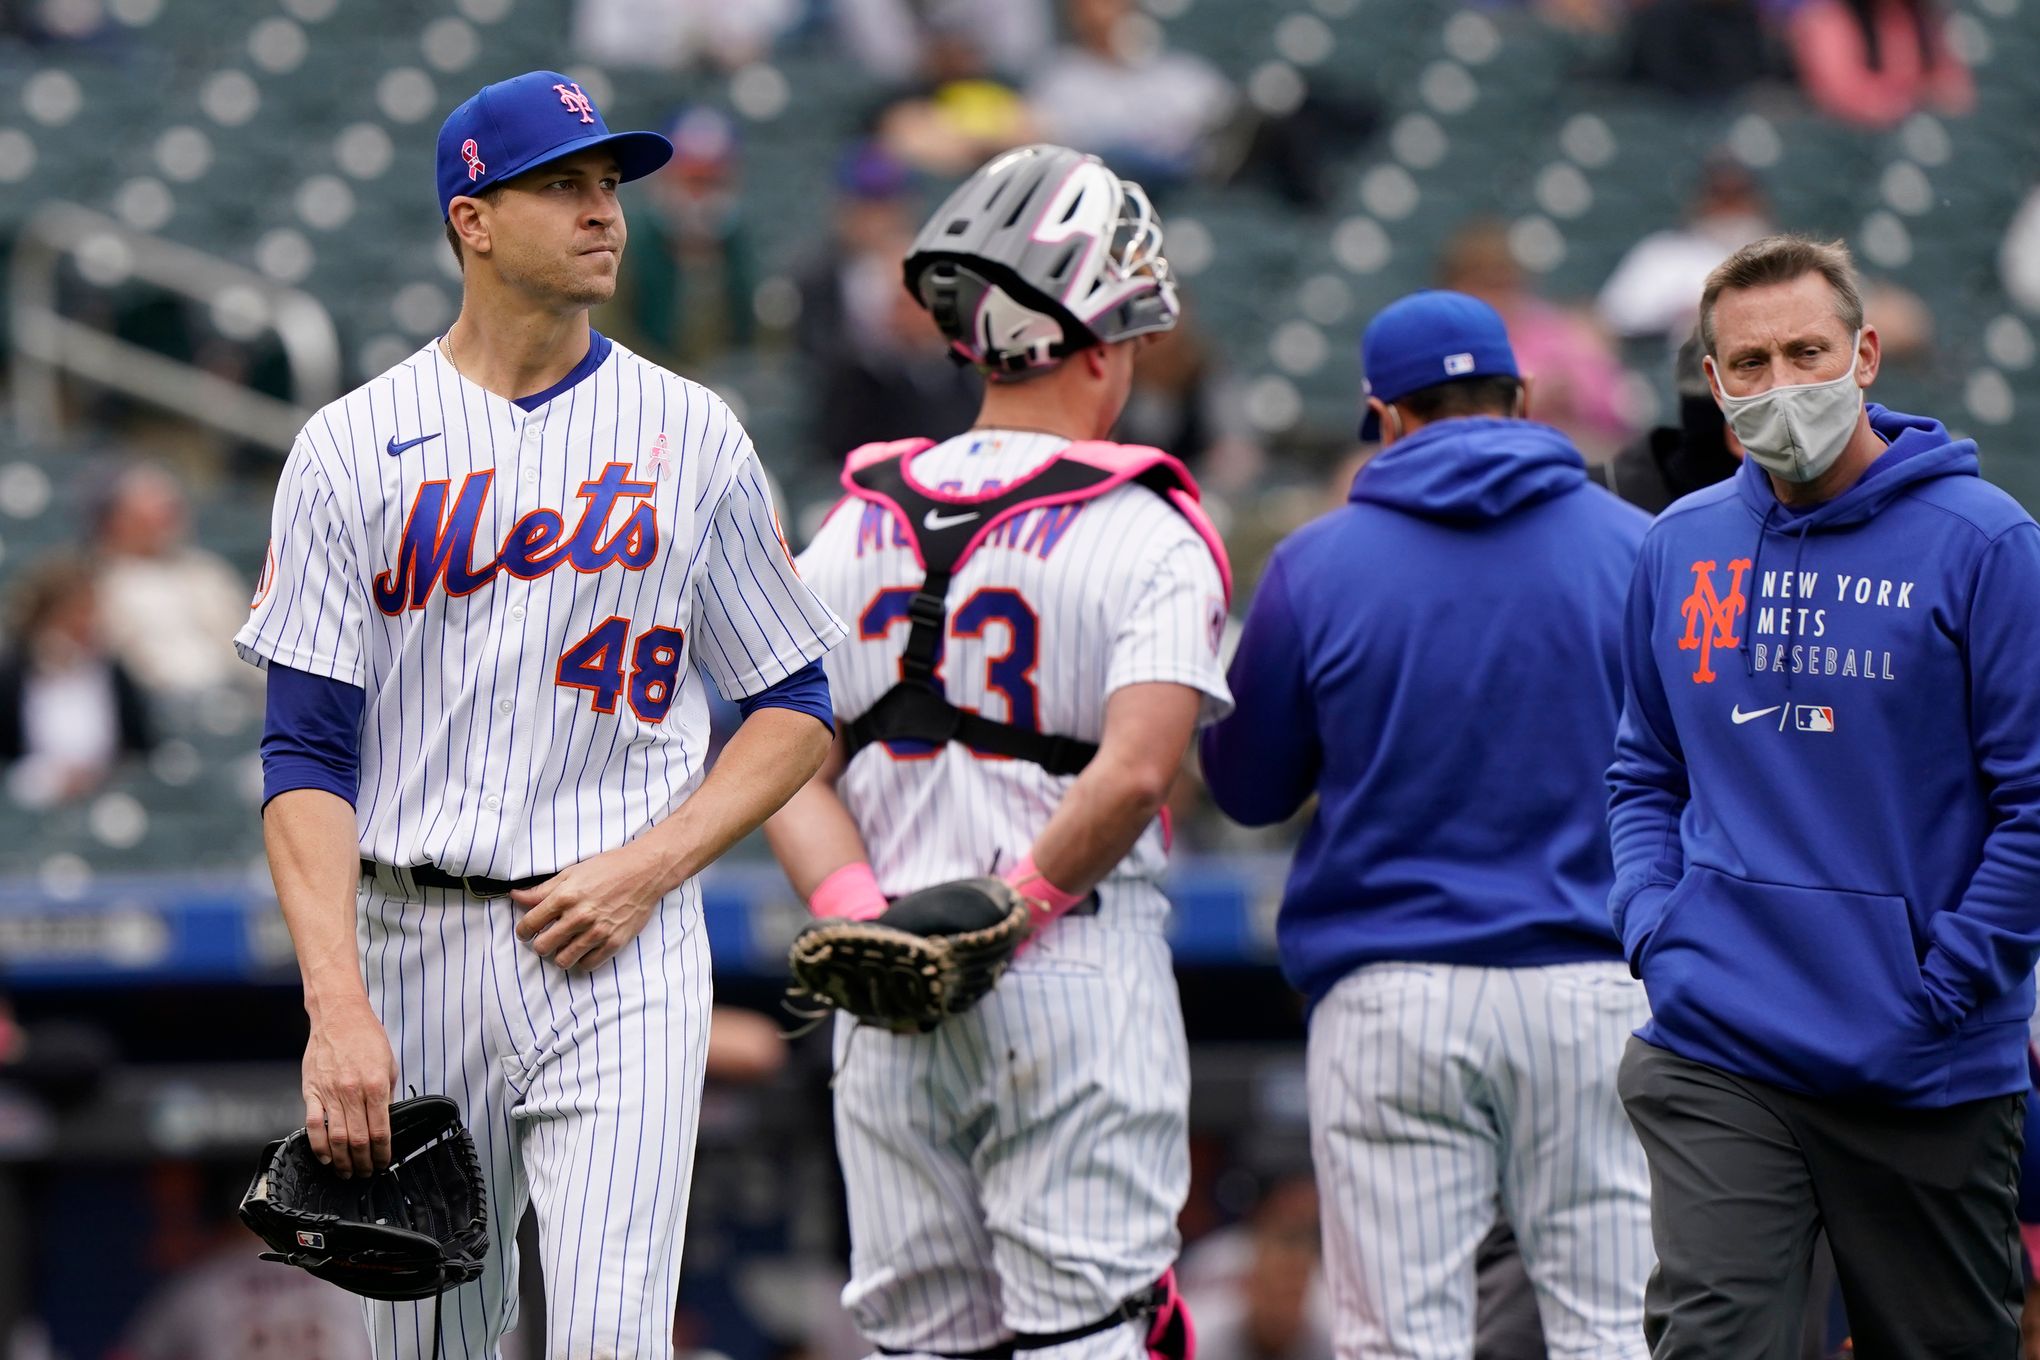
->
[837,437,1232,775]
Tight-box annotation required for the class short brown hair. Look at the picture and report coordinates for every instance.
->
[1397,373,1522,424]
[8,553,96,639]
[1699,234,1863,355]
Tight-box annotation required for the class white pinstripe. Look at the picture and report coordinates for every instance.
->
[354,871,712,1359]
[795,431,1230,1357]
[831,900,1188,1359]
[1306,962,1653,1360]
[238,338,844,1360]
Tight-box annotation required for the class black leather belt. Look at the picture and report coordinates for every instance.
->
[361,859,547,899]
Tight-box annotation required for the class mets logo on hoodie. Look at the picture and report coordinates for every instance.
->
[1678,558,1751,683]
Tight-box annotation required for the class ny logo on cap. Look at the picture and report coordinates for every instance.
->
[461,138,485,181]
[553,82,595,124]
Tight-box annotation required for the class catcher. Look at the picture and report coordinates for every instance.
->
[766,144,1232,1360]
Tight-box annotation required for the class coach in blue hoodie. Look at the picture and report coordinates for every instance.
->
[1610,235,2040,1358]
[1201,291,1654,1360]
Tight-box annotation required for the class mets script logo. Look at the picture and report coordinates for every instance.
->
[553,82,596,124]
[373,463,658,615]
[1677,557,1751,684]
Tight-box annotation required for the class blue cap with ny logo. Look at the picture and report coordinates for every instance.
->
[1358,289,1519,441]
[435,70,673,220]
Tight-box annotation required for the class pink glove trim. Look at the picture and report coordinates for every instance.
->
[1005,855,1085,929]
[809,862,887,920]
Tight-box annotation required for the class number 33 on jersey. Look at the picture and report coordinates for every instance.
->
[234,334,846,880]
[795,429,1233,893]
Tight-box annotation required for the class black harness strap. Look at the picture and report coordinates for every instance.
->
[842,454,1190,775]
[873,1279,1168,1360]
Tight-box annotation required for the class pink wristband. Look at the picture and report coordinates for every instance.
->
[1004,855,1086,928]
[809,862,887,920]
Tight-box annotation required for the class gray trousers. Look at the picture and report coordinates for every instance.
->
[1618,1038,2024,1360]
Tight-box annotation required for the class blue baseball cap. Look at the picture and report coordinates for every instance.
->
[1357,289,1519,441]
[436,70,673,220]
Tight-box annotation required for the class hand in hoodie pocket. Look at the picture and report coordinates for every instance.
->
[1637,866,1955,1102]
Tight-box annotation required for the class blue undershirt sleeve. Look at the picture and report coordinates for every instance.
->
[261,662,366,810]
[736,657,834,733]
[1199,549,1322,826]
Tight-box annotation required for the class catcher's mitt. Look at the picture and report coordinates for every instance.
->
[239,1093,488,1301]
[789,876,1033,1034]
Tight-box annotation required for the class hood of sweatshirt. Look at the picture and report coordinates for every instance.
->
[1351,417,1589,524]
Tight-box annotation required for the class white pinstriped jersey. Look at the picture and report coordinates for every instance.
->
[798,430,1232,899]
[235,335,846,878]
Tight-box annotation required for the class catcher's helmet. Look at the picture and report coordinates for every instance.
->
[903,144,1179,379]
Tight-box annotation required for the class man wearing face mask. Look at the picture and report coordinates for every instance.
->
[1609,233,2040,1357]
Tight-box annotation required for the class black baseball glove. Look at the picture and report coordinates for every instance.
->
[239,1093,488,1301]
[788,876,1033,1034]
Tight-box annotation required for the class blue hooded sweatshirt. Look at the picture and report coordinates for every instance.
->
[1200,418,1648,1005]
[1609,404,2040,1107]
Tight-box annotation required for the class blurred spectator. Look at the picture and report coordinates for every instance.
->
[1596,162,1932,359]
[1116,308,1264,493]
[614,108,758,366]
[1025,0,1375,207]
[1624,0,1780,101]
[90,464,254,699]
[1180,1175,1332,1360]
[111,1232,372,1360]
[1602,330,1743,513]
[1440,220,1634,463]
[875,32,1040,178]
[573,0,799,71]
[0,0,115,44]
[794,143,980,463]
[1026,0,1236,190]
[0,555,152,808]
[2002,185,2040,316]
[1777,0,1973,129]
[836,0,1051,83]
[1597,160,1774,344]
[1523,0,1626,33]
[705,1006,790,1084]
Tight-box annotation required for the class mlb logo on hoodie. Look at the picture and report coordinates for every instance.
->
[1794,705,1835,732]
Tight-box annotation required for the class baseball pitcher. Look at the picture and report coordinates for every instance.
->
[238,70,845,1358]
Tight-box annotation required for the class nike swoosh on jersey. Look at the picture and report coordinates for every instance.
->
[923,508,981,530]
[386,432,443,456]
[1730,704,1782,724]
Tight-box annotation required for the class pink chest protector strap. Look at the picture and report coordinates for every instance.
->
[835,438,1231,773]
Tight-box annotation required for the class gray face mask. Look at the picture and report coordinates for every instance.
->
[1710,332,1865,484]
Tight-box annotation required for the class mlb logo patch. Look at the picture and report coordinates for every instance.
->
[296,1230,325,1249]
[1443,351,1476,376]
[1794,705,1835,732]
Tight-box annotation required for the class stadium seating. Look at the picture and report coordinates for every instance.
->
[2,0,2036,877]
